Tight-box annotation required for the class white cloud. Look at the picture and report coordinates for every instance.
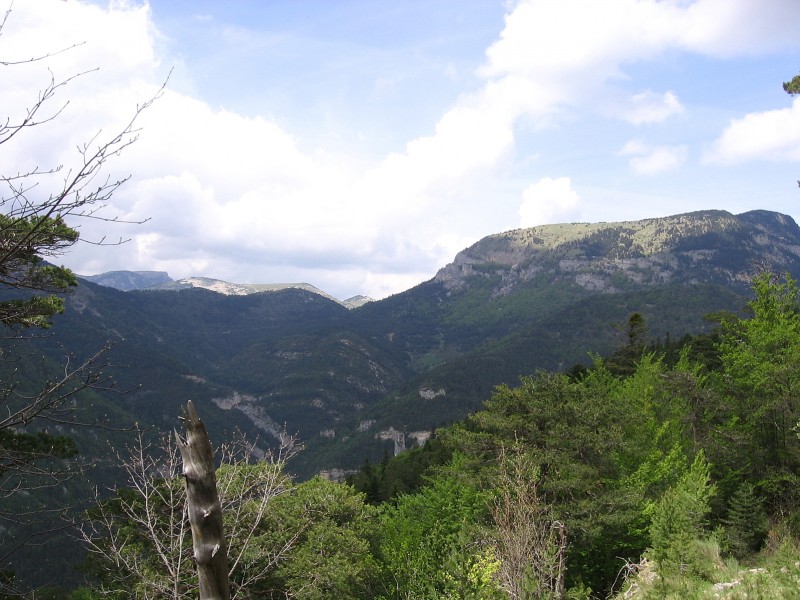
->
[620,140,688,175]
[677,0,800,57]
[519,177,582,227]
[705,97,800,163]
[3,0,800,299]
[479,0,800,118]
[622,91,685,125]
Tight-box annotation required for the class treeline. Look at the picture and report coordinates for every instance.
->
[32,273,800,598]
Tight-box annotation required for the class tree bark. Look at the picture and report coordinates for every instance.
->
[176,400,230,600]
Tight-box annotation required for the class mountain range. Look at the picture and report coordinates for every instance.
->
[8,208,800,586]
[82,271,373,308]
[34,209,800,479]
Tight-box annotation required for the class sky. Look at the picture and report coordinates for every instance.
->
[2,0,800,300]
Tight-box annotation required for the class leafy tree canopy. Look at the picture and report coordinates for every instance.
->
[784,74,800,95]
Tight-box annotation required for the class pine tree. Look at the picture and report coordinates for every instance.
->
[722,483,768,559]
[649,452,715,577]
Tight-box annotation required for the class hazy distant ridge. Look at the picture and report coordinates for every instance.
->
[81,272,372,309]
[82,270,173,291]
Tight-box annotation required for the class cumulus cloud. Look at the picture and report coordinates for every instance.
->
[479,0,800,116]
[519,177,582,228]
[705,97,800,163]
[3,0,800,299]
[620,140,688,175]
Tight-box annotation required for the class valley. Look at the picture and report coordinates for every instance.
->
[5,208,800,587]
[43,209,800,479]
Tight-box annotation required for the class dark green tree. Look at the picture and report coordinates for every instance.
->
[721,482,768,559]
[783,74,800,95]
[607,312,650,376]
[444,363,651,593]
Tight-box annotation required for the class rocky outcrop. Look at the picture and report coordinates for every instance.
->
[211,391,294,449]
[419,387,446,400]
[376,427,406,456]
[434,210,800,297]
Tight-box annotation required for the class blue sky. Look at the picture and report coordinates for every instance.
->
[2,1,800,299]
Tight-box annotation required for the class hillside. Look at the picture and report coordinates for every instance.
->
[7,208,800,586]
[302,209,799,472]
[32,209,800,478]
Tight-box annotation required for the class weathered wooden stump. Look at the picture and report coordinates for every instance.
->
[176,400,230,600]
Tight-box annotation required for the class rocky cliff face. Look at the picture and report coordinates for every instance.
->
[434,210,800,297]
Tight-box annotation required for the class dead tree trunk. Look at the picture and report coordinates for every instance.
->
[176,400,230,600]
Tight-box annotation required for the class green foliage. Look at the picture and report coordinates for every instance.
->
[0,214,79,329]
[438,531,504,600]
[606,312,650,376]
[721,483,768,559]
[784,74,800,95]
[266,478,378,600]
[84,446,379,600]
[348,436,453,504]
[648,452,715,578]
[442,362,654,592]
[716,273,800,502]
[0,429,77,475]
[376,470,490,599]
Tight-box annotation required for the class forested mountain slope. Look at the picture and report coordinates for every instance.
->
[307,209,800,472]
[7,208,800,587]
[27,209,800,477]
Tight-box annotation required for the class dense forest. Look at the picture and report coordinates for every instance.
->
[12,271,800,599]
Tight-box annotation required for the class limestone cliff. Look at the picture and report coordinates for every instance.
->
[434,210,800,297]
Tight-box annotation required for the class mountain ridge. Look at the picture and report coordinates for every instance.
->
[8,208,800,585]
[80,273,373,309]
[435,209,800,296]
[37,209,800,478]
[83,210,797,312]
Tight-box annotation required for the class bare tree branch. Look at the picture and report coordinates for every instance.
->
[79,423,298,599]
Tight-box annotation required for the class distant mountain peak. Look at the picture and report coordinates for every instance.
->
[342,295,373,309]
[81,270,173,291]
[82,270,372,308]
[153,277,254,296]
[435,209,800,296]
